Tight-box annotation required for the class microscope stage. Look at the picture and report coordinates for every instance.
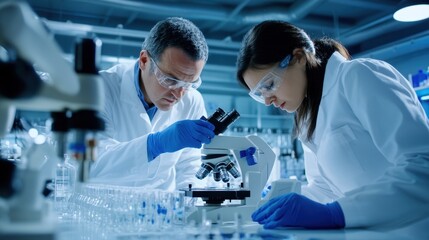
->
[181,188,251,204]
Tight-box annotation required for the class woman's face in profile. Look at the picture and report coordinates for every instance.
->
[243,55,308,113]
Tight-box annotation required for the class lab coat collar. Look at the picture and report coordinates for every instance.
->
[120,60,146,111]
[133,61,149,109]
[322,51,345,97]
[133,61,158,120]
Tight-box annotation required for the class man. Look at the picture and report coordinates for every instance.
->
[89,17,215,190]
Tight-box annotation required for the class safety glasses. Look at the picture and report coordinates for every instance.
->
[249,55,291,104]
[150,57,201,90]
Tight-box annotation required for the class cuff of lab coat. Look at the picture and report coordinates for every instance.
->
[336,197,366,228]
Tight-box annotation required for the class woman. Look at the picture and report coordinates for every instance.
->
[236,20,429,231]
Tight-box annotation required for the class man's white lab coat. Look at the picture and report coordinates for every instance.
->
[89,61,206,191]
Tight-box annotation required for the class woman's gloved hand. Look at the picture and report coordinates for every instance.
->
[252,193,345,229]
[147,119,215,160]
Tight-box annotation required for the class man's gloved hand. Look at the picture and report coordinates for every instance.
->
[252,193,345,229]
[148,119,215,160]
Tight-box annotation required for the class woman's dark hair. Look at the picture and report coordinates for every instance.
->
[236,21,350,142]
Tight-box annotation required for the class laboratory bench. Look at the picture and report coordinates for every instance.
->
[55,221,423,240]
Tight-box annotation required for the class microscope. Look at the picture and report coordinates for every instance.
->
[0,2,104,239]
[182,108,277,226]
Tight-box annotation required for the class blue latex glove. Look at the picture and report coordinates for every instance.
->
[252,193,345,229]
[147,119,215,160]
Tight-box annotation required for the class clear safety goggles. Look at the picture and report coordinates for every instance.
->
[249,55,291,104]
[150,57,201,90]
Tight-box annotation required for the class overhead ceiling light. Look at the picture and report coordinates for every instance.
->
[393,3,429,22]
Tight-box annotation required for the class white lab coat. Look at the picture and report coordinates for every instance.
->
[89,61,207,191]
[300,52,429,230]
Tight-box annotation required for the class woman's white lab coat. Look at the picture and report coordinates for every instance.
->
[89,61,207,191]
[300,52,429,230]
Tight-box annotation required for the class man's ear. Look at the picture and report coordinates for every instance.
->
[139,50,149,70]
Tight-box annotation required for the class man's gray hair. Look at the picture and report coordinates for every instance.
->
[143,17,208,63]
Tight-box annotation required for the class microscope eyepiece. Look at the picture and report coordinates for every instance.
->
[207,108,225,123]
[220,110,240,128]
[207,108,240,135]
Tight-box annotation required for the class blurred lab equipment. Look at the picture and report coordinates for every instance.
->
[64,184,186,233]
[411,69,428,88]
[0,1,104,239]
[279,147,305,180]
[57,183,298,239]
[416,86,429,117]
[53,154,77,217]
